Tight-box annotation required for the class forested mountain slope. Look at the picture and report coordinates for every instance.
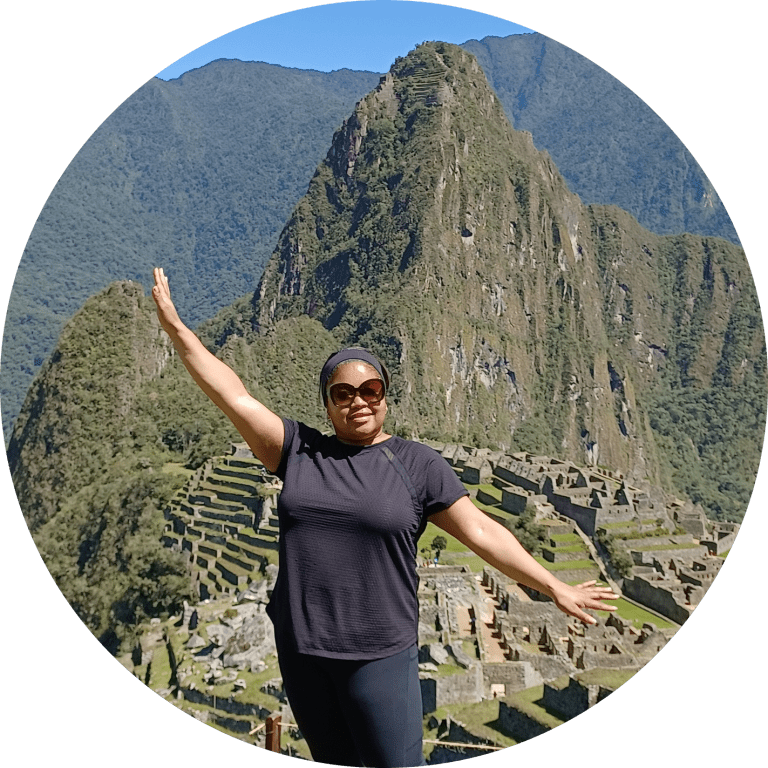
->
[1,62,379,438]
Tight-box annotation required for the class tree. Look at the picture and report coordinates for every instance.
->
[431,535,448,561]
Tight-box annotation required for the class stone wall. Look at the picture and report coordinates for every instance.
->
[542,678,591,719]
[482,661,541,694]
[622,574,692,624]
[420,664,484,713]
[494,463,542,494]
[501,487,527,515]
[579,650,634,670]
[428,718,499,763]
[497,701,551,743]
[702,525,738,555]
[523,653,574,681]
[181,687,271,718]
[630,543,708,565]
[214,715,253,734]
[550,493,598,535]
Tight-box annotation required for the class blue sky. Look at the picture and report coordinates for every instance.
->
[156,1,532,79]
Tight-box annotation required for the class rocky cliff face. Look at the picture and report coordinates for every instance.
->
[251,42,763,489]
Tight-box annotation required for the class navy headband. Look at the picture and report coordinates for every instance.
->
[319,348,389,403]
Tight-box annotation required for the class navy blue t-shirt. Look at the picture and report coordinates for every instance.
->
[266,418,469,659]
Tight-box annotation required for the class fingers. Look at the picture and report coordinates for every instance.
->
[577,580,619,600]
[152,267,171,301]
[571,606,598,625]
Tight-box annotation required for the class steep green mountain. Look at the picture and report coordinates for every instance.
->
[3,32,740,444]
[1,62,380,440]
[461,34,737,243]
[242,42,764,517]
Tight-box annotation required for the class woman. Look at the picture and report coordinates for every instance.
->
[151,267,617,767]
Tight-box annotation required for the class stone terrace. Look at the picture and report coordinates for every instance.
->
[162,445,281,601]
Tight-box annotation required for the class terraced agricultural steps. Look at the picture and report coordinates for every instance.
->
[162,451,281,600]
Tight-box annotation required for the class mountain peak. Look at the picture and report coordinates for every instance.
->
[256,42,574,333]
[248,41,763,499]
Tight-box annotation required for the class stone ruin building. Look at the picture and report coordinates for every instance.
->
[432,441,737,627]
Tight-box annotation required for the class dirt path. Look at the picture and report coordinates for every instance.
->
[475,582,507,662]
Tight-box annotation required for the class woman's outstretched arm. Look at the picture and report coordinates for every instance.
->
[430,496,618,625]
[151,267,284,472]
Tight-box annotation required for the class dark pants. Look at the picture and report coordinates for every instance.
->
[277,644,425,767]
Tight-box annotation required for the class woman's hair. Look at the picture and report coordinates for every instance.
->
[319,347,390,405]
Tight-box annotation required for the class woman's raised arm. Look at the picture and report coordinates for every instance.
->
[151,267,284,472]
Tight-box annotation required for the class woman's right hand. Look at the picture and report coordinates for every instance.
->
[152,267,183,334]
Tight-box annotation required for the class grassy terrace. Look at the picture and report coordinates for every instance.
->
[550,667,635,691]
[631,542,701,552]
[421,480,601,587]
[425,697,519,755]
[163,455,282,596]
[542,544,587,555]
[503,685,564,729]
[535,557,597,573]
[593,598,676,629]
[120,609,311,755]
[476,483,501,504]
[598,520,640,531]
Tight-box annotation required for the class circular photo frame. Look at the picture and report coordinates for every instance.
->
[2,2,764,766]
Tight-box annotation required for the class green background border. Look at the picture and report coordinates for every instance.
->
[0,0,768,768]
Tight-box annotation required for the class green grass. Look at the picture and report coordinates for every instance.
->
[503,685,564,729]
[435,663,466,677]
[593,598,676,629]
[439,551,490,573]
[535,557,596,572]
[420,521,469,553]
[542,544,587,555]
[428,698,518,749]
[631,542,700,552]
[574,668,638,688]
[473,500,517,522]
[476,484,502,501]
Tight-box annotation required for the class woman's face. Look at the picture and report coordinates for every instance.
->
[326,361,388,445]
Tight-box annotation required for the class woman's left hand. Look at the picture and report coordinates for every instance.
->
[550,580,619,625]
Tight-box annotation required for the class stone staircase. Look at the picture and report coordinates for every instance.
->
[162,453,281,600]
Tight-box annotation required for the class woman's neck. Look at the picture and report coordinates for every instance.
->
[334,430,392,447]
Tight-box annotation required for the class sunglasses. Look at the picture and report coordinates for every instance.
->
[328,378,386,407]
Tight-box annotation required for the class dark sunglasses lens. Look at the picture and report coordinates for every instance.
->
[329,379,384,406]
[360,380,384,403]
[330,385,355,406]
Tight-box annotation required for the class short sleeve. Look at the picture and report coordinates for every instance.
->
[275,417,299,480]
[422,453,469,516]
